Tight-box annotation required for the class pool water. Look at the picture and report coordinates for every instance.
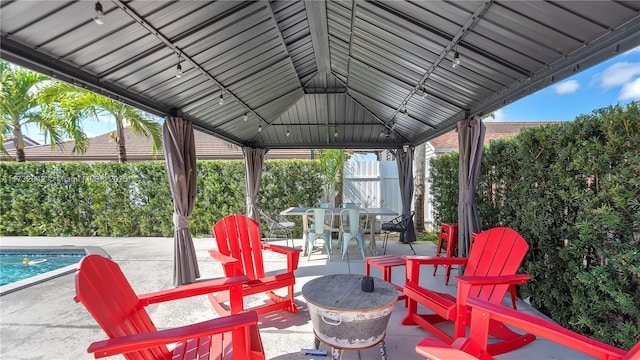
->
[0,252,85,286]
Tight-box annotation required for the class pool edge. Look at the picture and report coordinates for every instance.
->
[0,246,110,296]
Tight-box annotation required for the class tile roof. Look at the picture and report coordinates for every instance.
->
[429,121,556,152]
[2,128,313,162]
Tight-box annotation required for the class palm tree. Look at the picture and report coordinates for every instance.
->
[79,93,162,163]
[318,149,350,206]
[0,61,88,161]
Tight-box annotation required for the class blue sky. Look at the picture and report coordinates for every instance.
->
[489,46,640,122]
[24,46,640,143]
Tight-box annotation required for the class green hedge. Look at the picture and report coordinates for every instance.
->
[430,102,640,349]
[0,160,323,237]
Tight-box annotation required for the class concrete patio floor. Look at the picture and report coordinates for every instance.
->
[0,235,592,360]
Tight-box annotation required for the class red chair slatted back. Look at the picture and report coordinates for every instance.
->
[75,254,170,360]
[464,227,529,304]
[213,214,266,280]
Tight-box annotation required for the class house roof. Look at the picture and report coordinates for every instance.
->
[2,135,41,150]
[429,121,554,152]
[1,1,638,150]
[2,128,313,162]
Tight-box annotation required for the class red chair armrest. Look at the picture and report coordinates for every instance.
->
[208,250,240,265]
[404,256,468,266]
[404,256,468,283]
[262,243,303,255]
[455,274,530,286]
[87,311,259,358]
[262,243,302,272]
[138,276,248,306]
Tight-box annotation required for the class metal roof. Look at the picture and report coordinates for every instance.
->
[2,1,639,149]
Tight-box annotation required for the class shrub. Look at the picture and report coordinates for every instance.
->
[429,102,640,349]
[0,159,323,238]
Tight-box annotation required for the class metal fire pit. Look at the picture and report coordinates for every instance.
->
[302,274,398,358]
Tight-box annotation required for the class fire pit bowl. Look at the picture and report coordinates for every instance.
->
[302,274,399,349]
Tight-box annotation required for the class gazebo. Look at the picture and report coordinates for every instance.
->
[2,1,639,284]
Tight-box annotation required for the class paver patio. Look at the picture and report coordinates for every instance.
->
[0,235,592,359]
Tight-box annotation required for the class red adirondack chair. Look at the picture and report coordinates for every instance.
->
[402,227,535,356]
[210,214,303,316]
[75,254,265,360]
[435,230,520,310]
[416,297,640,360]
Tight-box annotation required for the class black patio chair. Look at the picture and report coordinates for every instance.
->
[381,211,416,255]
[259,209,295,247]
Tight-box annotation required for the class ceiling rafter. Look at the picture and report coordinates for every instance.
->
[305,0,331,78]
[345,0,358,88]
[347,88,411,143]
[389,0,495,123]
[110,0,268,132]
[333,0,394,139]
[266,1,306,91]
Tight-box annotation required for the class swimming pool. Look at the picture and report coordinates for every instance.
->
[0,246,110,296]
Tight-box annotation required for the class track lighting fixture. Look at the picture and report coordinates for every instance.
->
[286,129,290,137]
[257,124,262,132]
[175,56,182,79]
[421,87,428,99]
[452,51,461,69]
[94,1,104,25]
[403,108,408,119]
[218,92,224,106]
[243,112,248,121]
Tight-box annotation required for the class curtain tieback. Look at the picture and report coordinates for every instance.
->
[461,189,475,204]
[173,213,190,230]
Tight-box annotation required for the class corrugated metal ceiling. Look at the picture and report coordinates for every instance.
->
[1,0,639,149]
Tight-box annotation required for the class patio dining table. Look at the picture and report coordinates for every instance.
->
[280,206,398,256]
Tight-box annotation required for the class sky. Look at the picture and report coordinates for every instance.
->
[489,45,640,122]
[23,46,640,143]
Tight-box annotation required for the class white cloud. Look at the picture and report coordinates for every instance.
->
[598,61,640,89]
[553,80,580,94]
[619,77,640,101]
[480,109,504,122]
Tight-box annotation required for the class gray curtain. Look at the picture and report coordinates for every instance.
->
[243,147,268,222]
[162,116,200,286]
[392,146,416,243]
[457,115,486,260]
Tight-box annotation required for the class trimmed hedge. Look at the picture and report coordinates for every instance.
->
[0,160,323,237]
[430,102,640,349]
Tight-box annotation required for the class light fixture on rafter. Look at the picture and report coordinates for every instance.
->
[286,129,290,137]
[93,1,104,25]
[452,44,461,69]
[402,107,408,119]
[334,129,338,138]
[257,124,262,133]
[421,87,428,99]
[243,112,248,121]
[175,56,183,79]
[218,91,224,106]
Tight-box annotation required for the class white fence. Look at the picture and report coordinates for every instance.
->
[343,159,435,231]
